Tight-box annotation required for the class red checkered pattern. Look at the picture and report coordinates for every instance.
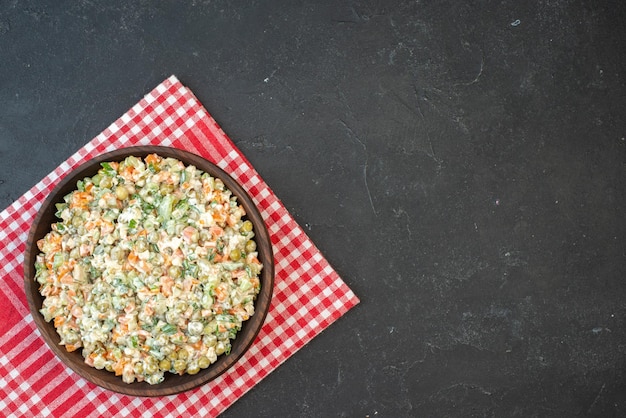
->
[0,76,359,417]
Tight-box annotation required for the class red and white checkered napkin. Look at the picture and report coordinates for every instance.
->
[0,76,359,417]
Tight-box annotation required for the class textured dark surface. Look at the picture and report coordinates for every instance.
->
[1,1,625,416]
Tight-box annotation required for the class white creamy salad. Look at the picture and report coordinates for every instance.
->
[35,154,263,384]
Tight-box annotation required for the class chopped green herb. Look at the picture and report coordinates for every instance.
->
[100,162,117,176]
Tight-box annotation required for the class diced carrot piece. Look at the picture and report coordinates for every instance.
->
[145,154,160,165]
[65,344,80,352]
[113,359,126,376]
[127,251,139,263]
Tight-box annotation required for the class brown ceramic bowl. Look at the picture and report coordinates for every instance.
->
[23,146,274,396]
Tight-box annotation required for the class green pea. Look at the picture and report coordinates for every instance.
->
[229,248,241,261]
[187,364,200,375]
[135,239,148,252]
[240,220,253,233]
[64,330,80,344]
[173,359,186,372]
[134,362,144,375]
[159,359,171,371]
[91,174,102,186]
[115,185,129,201]
[203,328,217,342]
[160,183,174,195]
[96,301,110,312]
[144,361,158,375]
[168,265,182,279]
[99,176,113,189]
[198,356,211,369]
[177,349,189,361]
[245,240,257,253]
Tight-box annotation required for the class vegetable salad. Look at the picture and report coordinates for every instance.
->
[35,154,263,384]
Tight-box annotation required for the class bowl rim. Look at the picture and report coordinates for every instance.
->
[23,145,275,397]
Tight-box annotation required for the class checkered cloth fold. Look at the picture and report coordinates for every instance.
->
[0,76,359,417]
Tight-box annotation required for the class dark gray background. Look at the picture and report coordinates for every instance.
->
[1,1,625,416]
